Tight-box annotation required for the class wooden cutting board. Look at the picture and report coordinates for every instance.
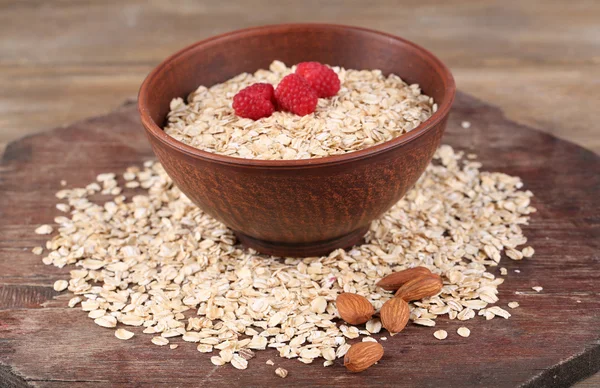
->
[1,92,598,387]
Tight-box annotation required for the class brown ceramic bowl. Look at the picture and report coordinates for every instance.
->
[138,24,455,257]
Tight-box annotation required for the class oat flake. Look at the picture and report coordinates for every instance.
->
[115,329,135,340]
[35,225,53,235]
[275,367,288,378]
[53,280,68,292]
[433,330,448,340]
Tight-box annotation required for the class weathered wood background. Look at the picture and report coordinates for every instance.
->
[1,0,599,155]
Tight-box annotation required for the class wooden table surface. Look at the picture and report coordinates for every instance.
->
[2,92,599,387]
[0,0,598,386]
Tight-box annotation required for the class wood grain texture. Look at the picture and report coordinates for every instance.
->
[0,92,599,387]
[0,0,599,153]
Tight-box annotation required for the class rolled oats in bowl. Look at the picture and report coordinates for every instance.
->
[164,61,437,160]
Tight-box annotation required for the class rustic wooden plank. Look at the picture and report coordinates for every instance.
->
[0,92,599,387]
[0,286,58,310]
[2,0,597,66]
[578,375,600,388]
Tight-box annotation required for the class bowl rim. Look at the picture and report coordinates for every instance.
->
[138,23,456,168]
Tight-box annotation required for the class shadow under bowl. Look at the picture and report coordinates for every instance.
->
[138,24,456,257]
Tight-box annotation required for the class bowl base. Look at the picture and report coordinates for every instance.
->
[234,226,370,258]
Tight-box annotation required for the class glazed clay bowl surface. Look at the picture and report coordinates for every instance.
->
[138,24,456,257]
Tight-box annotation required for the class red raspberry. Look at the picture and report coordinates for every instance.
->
[274,74,318,116]
[296,62,340,98]
[232,83,276,120]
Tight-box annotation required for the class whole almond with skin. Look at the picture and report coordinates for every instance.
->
[343,342,384,372]
[395,274,443,301]
[380,297,410,335]
[376,266,432,291]
[336,293,375,325]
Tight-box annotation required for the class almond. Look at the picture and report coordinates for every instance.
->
[379,297,410,335]
[376,266,432,291]
[395,274,443,301]
[336,293,375,325]
[343,342,384,372]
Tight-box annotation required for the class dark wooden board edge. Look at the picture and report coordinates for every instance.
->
[0,364,28,388]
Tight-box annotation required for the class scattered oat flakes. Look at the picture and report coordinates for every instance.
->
[170,344,179,350]
[121,315,145,327]
[68,296,82,308]
[434,330,448,340]
[219,349,234,362]
[532,286,543,292]
[115,329,135,340]
[94,315,117,328]
[53,279,68,292]
[324,360,334,367]
[35,145,535,370]
[35,225,53,235]
[32,246,43,255]
[151,336,169,346]
[211,356,225,366]
[81,300,99,311]
[522,246,535,258]
[125,181,140,188]
[60,180,67,186]
[88,309,106,319]
[266,359,275,366]
[380,337,387,341]
[96,173,115,182]
[506,248,523,261]
[310,296,327,314]
[182,332,201,342]
[197,344,213,353]
[321,347,336,361]
[275,367,288,378]
[56,203,70,212]
[515,269,521,273]
[366,318,382,334]
[487,306,511,319]
[500,267,507,276]
[461,121,471,129]
[457,327,471,337]
[482,309,495,320]
[508,301,520,309]
[162,329,184,338]
[239,348,255,360]
[231,354,249,370]
[414,318,436,327]
[336,344,351,359]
